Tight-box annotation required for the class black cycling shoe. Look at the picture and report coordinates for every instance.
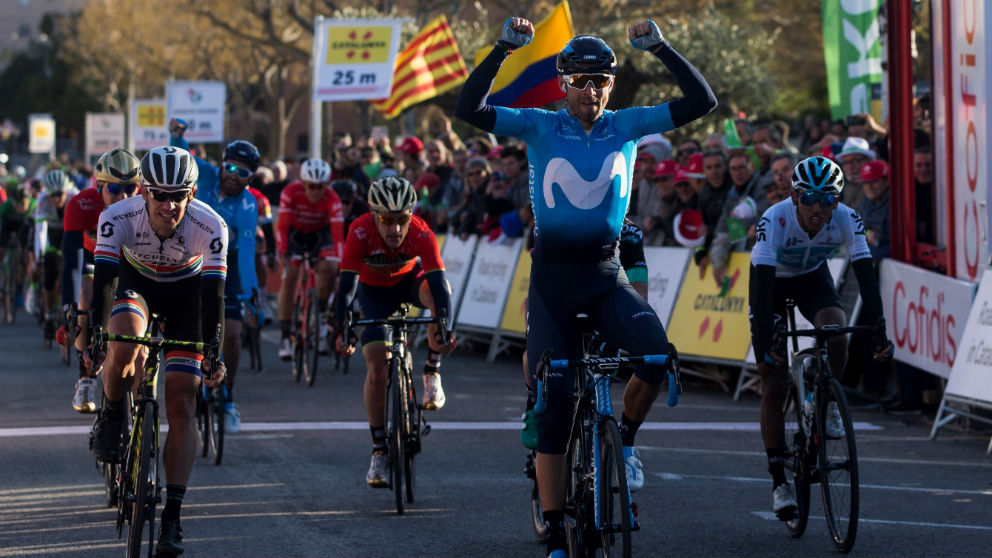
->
[91,407,124,464]
[155,519,184,557]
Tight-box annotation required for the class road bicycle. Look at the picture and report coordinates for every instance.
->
[92,316,220,558]
[534,317,681,558]
[777,299,881,553]
[93,391,132,509]
[344,304,447,514]
[61,302,79,367]
[196,383,225,466]
[291,254,320,387]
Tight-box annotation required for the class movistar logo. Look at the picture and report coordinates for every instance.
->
[543,153,628,210]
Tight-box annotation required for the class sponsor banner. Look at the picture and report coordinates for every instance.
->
[947,1,990,281]
[166,81,226,143]
[745,259,849,364]
[131,99,168,151]
[85,112,126,161]
[642,247,691,329]
[440,234,475,321]
[500,242,531,334]
[457,238,521,329]
[880,259,977,378]
[821,0,884,120]
[28,114,55,154]
[312,18,404,101]
[946,272,992,403]
[407,235,445,318]
[668,252,751,361]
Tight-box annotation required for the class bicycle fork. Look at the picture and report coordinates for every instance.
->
[591,375,636,532]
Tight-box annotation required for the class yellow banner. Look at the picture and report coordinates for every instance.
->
[136,104,165,128]
[667,253,752,361]
[500,243,532,333]
[326,26,393,64]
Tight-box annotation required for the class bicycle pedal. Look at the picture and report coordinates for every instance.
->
[631,500,639,518]
[421,423,431,437]
[631,520,641,531]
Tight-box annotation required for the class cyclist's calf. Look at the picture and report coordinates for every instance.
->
[536,395,574,455]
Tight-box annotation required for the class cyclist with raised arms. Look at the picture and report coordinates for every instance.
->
[749,155,893,520]
[61,148,141,413]
[85,146,228,558]
[333,176,457,487]
[171,120,260,433]
[34,168,79,342]
[456,17,716,558]
[276,157,344,359]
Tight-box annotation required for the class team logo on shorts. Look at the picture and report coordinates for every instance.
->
[100,222,115,238]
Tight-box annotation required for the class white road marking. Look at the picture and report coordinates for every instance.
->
[751,510,992,531]
[653,471,992,496]
[641,445,992,469]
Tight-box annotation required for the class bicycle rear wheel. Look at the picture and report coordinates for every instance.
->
[388,358,405,514]
[305,288,320,387]
[209,393,225,466]
[818,377,859,553]
[125,404,154,558]
[597,419,632,558]
[782,373,811,537]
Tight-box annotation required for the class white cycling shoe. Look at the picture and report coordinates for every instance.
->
[773,483,798,519]
[367,450,388,487]
[422,373,446,410]
[824,401,845,439]
[72,377,98,414]
[224,401,241,433]
[278,338,293,361]
[623,446,644,493]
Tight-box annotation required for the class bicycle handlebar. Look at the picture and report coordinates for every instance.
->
[343,310,449,349]
[537,350,682,412]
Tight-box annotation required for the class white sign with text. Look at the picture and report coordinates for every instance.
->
[166,81,226,143]
[130,99,168,151]
[457,238,521,329]
[312,18,404,102]
[946,271,992,403]
[85,113,126,162]
[642,247,691,329]
[441,235,478,319]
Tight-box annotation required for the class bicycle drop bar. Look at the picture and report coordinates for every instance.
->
[538,354,681,409]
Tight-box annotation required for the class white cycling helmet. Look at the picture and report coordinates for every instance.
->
[300,158,332,184]
[140,146,199,190]
[368,176,417,213]
[43,168,71,193]
[793,156,844,195]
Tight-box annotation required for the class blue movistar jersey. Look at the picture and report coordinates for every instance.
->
[171,136,258,298]
[491,106,675,255]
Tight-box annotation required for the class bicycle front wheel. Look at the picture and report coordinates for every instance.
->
[197,390,209,458]
[305,288,320,387]
[389,358,405,514]
[291,298,303,383]
[125,404,154,558]
[782,372,811,538]
[209,394,225,466]
[597,418,632,558]
[564,408,592,558]
[818,377,859,553]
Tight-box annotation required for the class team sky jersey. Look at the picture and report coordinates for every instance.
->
[277,181,344,259]
[173,137,259,297]
[63,187,105,253]
[491,106,675,255]
[340,212,443,287]
[750,198,872,277]
[33,188,78,257]
[94,195,228,282]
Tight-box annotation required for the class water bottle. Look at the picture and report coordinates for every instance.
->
[802,392,815,434]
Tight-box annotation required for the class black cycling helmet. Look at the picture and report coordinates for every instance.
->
[330,179,358,204]
[222,140,261,172]
[556,35,617,75]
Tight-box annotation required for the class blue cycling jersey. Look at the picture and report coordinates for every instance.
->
[491,106,675,254]
[171,136,258,298]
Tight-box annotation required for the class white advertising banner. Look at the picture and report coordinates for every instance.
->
[946,271,992,403]
[880,258,977,378]
[642,247,690,328]
[440,235,478,319]
[85,112,126,162]
[948,0,990,281]
[457,238,522,329]
[130,99,168,151]
[28,113,55,154]
[312,18,404,102]
[166,81,226,143]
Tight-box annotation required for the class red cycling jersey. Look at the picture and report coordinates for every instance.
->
[277,181,344,258]
[247,186,272,224]
[340,213,444,287]
[63,187,104,253]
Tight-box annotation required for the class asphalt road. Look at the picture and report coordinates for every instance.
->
[1,316,991,557]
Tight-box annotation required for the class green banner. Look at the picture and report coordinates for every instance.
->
[822,0,883,120]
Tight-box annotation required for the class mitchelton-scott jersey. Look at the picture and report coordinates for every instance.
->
[750,198,871,277]
[93,195,228,282]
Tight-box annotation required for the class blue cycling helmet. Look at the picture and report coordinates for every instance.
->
[556,36,617,75]
[792,156,844,195]
[222,140,261,172]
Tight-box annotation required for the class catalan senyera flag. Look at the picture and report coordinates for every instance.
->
[371,15,468,119]
[473,1,574,108]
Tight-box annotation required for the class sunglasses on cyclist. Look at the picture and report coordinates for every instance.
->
[376,213,412,227]
[103,182,137,196]
[563,74,614,90]
[223,162,254,179]
[798,190,837,207]
[147,188,191,203]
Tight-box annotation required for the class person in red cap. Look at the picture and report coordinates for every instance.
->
[683,152,707,193]
[644,159,678,245]
[662,167,700,246]
[858,159,890,260]
[672,208,705,247]
[395,136,424,176]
